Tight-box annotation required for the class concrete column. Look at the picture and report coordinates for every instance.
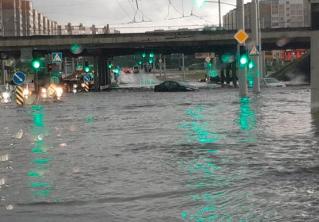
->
[311,32,319,113]
[93,57,99,91]
[237,0,248,97]
[1,60,5,84]
[97,56,111,90]
[182,53,185,81]
[164,56,167,80]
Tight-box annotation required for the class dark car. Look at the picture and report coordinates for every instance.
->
[154,81,195,92]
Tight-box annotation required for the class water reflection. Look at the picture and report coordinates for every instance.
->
[238,97,257,143]
[180,106,228,221]
[28,105,52,199]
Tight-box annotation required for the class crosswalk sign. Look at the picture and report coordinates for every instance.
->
[52,52,63,63]
[249,46,259,56]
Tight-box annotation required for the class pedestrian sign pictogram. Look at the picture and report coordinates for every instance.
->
[234,29,249,44]
[249,46,259,56]
[52,52,63,63]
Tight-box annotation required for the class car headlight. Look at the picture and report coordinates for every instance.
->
[56,87,63,98]
[2,91,11,100]
[40,88,47,98]
[23,88,30,98]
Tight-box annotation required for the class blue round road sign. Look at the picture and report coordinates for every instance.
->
[13,71,26,85]
[83,74,91,82]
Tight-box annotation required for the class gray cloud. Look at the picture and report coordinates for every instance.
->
[32,0,249,32]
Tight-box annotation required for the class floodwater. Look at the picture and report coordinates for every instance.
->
[0,86,318,222]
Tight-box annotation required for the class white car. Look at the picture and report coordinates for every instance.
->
[263,78,286,87]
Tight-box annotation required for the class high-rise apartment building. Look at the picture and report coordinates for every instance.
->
[223,0,310,30]
[2,0,18,36]
[271,0,305,28]
[32,9,38,35]
[22,0,33,36]
[0,0,60,36]
[15,0,22,36]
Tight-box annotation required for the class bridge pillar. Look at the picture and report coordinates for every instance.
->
[311,32,319,113]
[97,56,111,91]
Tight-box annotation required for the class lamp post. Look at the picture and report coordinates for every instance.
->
[205,0,236,29]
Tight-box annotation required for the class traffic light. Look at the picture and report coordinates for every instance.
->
[84,61,90,73]
[32,59,41,70]
[248,60,255,69]
[142,52,146,58]
[108,63,113,69]
[149,52,154,58]
[239,46,248,67]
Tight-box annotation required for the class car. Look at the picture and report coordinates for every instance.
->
[154,81,196,92]
[263,78,286,87]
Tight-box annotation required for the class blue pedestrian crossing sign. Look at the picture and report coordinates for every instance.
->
[52,52,63,63]
[12,71,26,85]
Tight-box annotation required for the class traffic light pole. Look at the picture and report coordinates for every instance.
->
[237,0,248,97]
[252,0,261,93]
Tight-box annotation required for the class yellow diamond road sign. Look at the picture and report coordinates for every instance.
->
[234,29,249,44]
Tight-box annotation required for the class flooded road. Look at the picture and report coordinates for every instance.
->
[0,86,318,222]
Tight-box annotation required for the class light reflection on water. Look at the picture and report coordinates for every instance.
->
[0,87,318,221]
[28,105,53,199]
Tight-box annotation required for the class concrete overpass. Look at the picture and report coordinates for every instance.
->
[0,28,312,57]
[0,25,318,113]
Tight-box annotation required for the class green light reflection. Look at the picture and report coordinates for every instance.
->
[28,105,53,200]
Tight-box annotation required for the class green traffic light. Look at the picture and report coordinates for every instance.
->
[142,53,146,58]
[240,55,249,65]
[32,60,41,69]
[149,52,154,58]
[248,60,255,69]
[84,66,90,73]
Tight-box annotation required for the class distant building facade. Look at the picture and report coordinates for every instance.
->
[0,0,116,36]
[223,0,310,30]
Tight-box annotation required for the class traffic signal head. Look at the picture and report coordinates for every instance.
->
[239,46,248,67]
[240,55,249,66]
[32,59,41,70]
[149,52,154,58]
[142,53,146,58]
[84,61,90,73]
[108,63,113,69]
[248,60,255,69]
[84,66,90,73]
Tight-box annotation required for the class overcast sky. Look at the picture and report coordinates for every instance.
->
[32,0,250,32]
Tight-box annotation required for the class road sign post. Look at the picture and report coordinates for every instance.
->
[236,0,248,98]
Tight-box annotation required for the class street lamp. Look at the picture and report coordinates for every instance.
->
[196,0,236,29]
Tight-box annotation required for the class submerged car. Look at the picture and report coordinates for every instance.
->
[154,81,196,92]
[263,78,286,87]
